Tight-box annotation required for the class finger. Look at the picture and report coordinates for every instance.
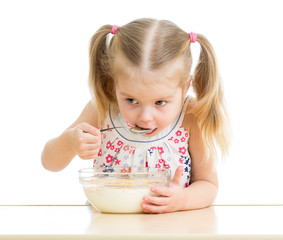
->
[79,154,94,160]
[85,149,100,157]
[143,195,169,206]
[83,134,101,144]
[171,165,184,186]
[142,202,167,214]
[151,186,174,197]
[79,149,100,160]
[74,127,100,144]
[85,143,101,151]
[80,155,96,160]
[79,123,100,136]
[77,143,100,155]
[81,154,97,160]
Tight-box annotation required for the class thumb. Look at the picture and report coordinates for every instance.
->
[79,123,100,136]
[170,165,184,186]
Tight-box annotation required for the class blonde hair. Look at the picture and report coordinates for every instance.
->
[88,18,230,158]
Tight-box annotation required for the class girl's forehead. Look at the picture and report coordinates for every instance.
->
[114,56,186,86]
[115,69,185,102]
[116,73,183,101]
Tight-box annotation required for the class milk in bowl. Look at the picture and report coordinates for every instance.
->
[79,167,170,213]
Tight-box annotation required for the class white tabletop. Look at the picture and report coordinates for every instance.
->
[0,205,283,239]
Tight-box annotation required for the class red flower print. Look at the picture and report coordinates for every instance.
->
[181,137,186,142]
[174,139,179,144]
[179,158,184,164]
[106,124,112,131]
[105,154,113,163]
[145,162,148,167]
[93,159,97,164]
[157,147,164,155]
[98,149,102,156]
[115,147,120,152]
[185,132,189,137]
[123,145,129,151]
[121,167,131,173]
[103,133,106,139]
[129,146,135,155]
[110,145,115,150]
[129,150,135,155]
[159,159,165,164]
[185,183,189,187]
[114,159,121,165]
[164,164,170,169]
[168,137,173,141]
[117,141,123,146]
[150,147,156,150]
[155,164,161,168]
[179,146,186,155]
[176,130,182,136]
[106,141,112,149]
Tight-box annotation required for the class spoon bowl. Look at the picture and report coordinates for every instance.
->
[128,127,155,134]
[100,126,154,134]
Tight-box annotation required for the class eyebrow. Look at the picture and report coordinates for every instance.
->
[119,91,175,100]
[119,92,134,97]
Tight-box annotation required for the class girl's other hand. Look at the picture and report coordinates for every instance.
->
[68,122,101,160]
[142,165,185,213]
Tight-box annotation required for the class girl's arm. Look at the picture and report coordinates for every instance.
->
[142,113,218,213]
[41,101,101,172]
[180,113,218,210]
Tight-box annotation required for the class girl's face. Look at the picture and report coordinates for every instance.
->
[115,58,190,136]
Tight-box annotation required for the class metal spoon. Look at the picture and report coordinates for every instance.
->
[100,126,154,134]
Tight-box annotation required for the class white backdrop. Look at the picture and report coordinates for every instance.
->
[0,0,283,205]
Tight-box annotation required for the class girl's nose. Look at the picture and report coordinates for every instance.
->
[138,107,154,124]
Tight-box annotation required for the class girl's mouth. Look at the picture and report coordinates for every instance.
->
[145,128,157,135]
[130,124,156,135]
[135,126,157,135]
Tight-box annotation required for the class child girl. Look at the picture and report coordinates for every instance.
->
[41,18,230,213]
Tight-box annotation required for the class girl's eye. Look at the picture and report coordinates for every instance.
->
[155,100,166,106]
[127,98,138,104]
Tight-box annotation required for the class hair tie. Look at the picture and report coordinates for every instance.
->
[111,25,120,35]
[106,25,119,47]
[189,32,197,43]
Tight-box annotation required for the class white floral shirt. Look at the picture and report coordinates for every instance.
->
[94,99,191,187]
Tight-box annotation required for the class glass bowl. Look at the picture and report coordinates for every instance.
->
[79,167,170,213]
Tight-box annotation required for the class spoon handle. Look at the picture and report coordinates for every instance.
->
[100,127,123,132]
[84,126,151,134]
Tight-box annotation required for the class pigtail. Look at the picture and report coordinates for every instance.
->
[191,34,230,159]
[88,25,115,127]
